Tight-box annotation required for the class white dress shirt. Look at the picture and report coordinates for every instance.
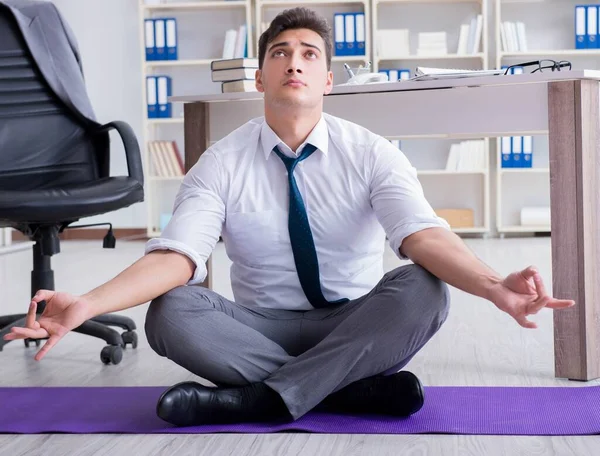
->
[145,113,450,310]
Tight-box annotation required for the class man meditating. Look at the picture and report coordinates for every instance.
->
[5,7,574,427]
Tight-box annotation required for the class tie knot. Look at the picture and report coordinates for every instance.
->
[273,143,317,171]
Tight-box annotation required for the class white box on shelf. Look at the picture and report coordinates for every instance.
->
[520,207,550,226]
[377,29,409,58]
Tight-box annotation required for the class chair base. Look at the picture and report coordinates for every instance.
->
[0,224,139,365]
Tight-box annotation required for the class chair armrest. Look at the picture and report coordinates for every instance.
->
[95,121,144,186]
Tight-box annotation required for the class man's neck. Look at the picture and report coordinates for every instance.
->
[265,107,322,153]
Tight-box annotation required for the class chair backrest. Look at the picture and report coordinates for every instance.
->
[0,5,106,192]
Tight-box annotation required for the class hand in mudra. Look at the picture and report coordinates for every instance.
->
[2,290,91,361]
[489,266,575,329]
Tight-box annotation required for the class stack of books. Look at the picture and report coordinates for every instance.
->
[417,32,447,56]
[456,14,483,55]
[500,21,528,52]
[148,140,184,177]
[222,25,249,60]
[211,58,258,93]
[445,140,486,171]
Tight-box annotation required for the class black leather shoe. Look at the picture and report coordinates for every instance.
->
[156,381,290,426]
[157,381,246,426]
[321,371,425,416]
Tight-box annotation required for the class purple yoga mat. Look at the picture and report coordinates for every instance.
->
[1,385,599,435]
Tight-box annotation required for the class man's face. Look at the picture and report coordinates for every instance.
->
[255,28,333,110]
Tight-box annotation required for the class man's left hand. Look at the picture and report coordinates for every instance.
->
[488,266,575,329]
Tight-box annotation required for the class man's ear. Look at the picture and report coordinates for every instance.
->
[255,69,264,93]
[323,70,334,95]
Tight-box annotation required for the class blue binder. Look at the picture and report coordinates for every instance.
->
[157,75,172,118]
[334,13,345,56]
[522,136,533,168]
[511,136,523,168]
[587,6,598,49]
[501,136,511,168]
[154,18,167,60]
[146,76,158,118]
[355,13,365,56]
[576,5,587,49]
[165,18,178,60]
[144,19,156,61]
[344,13,355,55]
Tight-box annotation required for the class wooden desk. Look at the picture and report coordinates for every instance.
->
[172,70,600,381]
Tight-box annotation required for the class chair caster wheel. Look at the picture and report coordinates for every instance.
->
[101,345,123,365]
[121,330,138,349]
[24,338,41,348]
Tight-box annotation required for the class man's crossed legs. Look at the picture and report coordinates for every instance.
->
[144,264,450,425]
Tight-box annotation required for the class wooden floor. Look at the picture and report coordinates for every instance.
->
[1,236,599,455]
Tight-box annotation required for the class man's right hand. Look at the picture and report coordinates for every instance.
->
[2,290,92,361]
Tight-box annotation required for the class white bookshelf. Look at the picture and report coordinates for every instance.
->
[391,137,491,235]
[139,0,253,237]
[255,0,372,86]
[372,0,489,73]
[374,0,491,235]
[138,0,600,238]
[0,227,33,256]
[495,136,551,235]
[493,0,600,235]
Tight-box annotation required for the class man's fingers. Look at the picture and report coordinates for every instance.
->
[516,315,538,329]
[35,335,60,361]
[32,290,53,303]
[25,302,37,328]
[545,299,576,309]
[532,273,548,298]
[3,326,47,341]
[520,266,538,281]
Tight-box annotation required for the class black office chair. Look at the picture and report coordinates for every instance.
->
[0,3,144,364]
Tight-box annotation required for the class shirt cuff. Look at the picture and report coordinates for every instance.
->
[390,219,451,260]
[144,238,208,285]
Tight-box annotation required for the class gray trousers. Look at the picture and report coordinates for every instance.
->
[145,264,450,419]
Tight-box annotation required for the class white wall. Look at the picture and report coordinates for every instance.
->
[50,0,146,228]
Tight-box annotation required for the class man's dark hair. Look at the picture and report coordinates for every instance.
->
[257,7,333,71]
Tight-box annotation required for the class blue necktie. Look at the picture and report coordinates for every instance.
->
[273,144,349,308]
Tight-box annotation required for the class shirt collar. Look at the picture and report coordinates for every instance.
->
[260,115,329,160]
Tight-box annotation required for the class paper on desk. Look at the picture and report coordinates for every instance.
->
[411,67,505,81]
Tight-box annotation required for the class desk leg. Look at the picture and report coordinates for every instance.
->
[548,80,600,381]
[184,101,212,290]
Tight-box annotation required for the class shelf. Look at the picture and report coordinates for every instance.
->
[146,59,215,68]
[332,55,369,62]
[260,0,366,5]
[500,50,600,58]
[418,169,487,175]
[453,227,489,234]
[144,1,248,11]
[499,225,550,233]
[376,0,481,3]
[147,118,184,125]
[149,175,185,181]
[0,241,34,256]
[499,167,549,174]
[377,53,484,61]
